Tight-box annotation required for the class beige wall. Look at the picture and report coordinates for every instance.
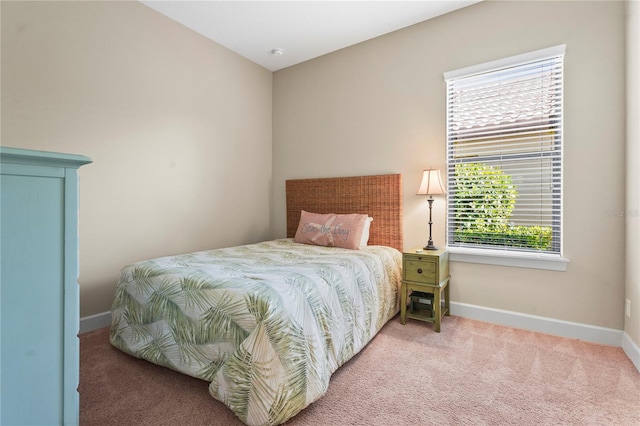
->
[273,1,627,329]
[1,1,273,317]
[626,0,640,346]
[1,0,633,336]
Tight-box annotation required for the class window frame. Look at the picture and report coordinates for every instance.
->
[444,45,568,271]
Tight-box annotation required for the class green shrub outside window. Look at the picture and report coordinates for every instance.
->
[452,163,553,251]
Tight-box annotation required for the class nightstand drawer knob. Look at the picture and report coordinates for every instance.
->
[417,268,423,274]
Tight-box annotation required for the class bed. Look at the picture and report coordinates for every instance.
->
[110,174,403,426]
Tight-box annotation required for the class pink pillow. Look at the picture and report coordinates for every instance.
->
[294,210,368,250]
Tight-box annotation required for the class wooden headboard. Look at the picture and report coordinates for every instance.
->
[285,174,403,252]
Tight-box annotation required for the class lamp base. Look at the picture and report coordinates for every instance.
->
[424,196,438,251]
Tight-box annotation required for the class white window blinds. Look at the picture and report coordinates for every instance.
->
[445,45,565,255]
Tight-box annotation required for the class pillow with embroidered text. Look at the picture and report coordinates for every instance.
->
[294,210,368,250]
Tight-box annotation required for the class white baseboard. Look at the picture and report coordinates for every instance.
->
[79,311,111,334]
[80,304,640,373]
[450,301,624,347]
[622,331,640,372]
[450,301,639,373]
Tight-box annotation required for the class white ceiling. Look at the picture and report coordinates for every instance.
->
[140,1,481,71]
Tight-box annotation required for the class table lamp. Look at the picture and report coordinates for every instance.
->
[417,169,446,250]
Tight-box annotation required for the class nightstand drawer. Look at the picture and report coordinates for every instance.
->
[404,259,436,283]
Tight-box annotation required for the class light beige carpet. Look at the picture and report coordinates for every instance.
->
[80,315,640,425]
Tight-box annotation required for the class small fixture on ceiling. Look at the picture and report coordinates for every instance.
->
[271,48,285,56]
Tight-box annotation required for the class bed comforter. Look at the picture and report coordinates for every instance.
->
[110,238,402,425]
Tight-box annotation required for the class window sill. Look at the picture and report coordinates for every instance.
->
[448,247,569,271]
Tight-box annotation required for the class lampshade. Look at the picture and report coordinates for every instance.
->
[416,169,446,196]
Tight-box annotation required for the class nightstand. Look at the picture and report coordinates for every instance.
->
[400,248,450,332]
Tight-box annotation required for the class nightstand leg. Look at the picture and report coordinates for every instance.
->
[444,279,450,317]
[400,282,407,324]
[434,288,441,332]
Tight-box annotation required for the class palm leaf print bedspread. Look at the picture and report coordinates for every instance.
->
[110,239,402,425]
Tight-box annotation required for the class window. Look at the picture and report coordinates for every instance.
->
[444,45,566,267]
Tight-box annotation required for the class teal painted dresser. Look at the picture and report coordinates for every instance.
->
[1,147,91,425]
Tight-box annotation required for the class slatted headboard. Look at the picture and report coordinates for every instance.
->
[285,174,403,252]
